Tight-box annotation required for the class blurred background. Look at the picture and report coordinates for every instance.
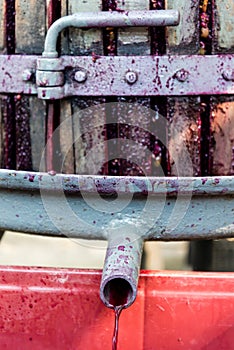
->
[1,231,233,271]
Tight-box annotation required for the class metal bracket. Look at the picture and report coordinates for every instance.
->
[36,9,180,99]
[0,54,234,97]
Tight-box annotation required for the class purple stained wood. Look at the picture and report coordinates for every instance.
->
[3,0,16,169]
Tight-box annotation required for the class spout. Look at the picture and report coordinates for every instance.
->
[100,230,144,309]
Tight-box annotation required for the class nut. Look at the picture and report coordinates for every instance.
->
[125,71,138,84]
[175,69,189,82]
[74,70,87,83]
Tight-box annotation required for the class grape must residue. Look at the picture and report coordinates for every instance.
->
[112,306,123,350]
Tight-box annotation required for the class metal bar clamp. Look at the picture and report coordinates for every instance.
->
[36,10,180,99]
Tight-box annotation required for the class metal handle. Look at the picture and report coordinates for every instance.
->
[43,10,180,58]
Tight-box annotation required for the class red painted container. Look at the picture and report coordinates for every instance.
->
[0,267,234,349]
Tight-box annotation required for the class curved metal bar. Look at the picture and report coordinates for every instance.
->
[43,10,180,57]
[0,170,234,240]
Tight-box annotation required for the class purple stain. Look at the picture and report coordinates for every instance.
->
[118,245,125,251]
[202,178,207,185]
[119,255,126,259]
[28,174,35,182]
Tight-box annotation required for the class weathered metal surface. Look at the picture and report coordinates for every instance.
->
[100,232,144,308]
[43,10,180,57]
[0,55,37,93]
[36,54,234,98]
[0,169,234,240]
[1,54,234,97]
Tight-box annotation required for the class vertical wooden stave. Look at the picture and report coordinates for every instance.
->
[1,0,16,170]
[60,0,106,175]
[211,2,234,176]
[15,0,46,171]
[0,0,4,166]
[44,0,62,172]
[109,0,153,177]
[166,0,201,177]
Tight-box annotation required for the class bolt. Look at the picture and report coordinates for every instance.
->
[74,70,87,83]
[125,71,138,84]
[222,69,234,81]
[174,69,189,82]
[22,69,33,82]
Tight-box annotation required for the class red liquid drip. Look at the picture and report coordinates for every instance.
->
[112,306,123,350]
[107,279,131,350]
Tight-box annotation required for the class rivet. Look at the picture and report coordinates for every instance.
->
[175,69,189,82]
[125,71,138,84]
[74,70,87,83]
[222,69,234,81]
[22,69,33,82]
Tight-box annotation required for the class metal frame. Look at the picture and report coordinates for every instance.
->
[0,169,234,240]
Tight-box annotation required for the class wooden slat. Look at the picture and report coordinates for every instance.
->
[72,98,107,174]
[59,100,74,174]
[211,1,234,176]
[167,0,200,54]
[15,95,32,170]
[0,88,2,168]
[29,98,46,171]
[0,0,5,166]
[114,0,152,176]
[118,0,150,55]
[15,0,45,54]
[60,0,105,175]
[167,97,201,176]
[215,0,234,53]
[211,98,234,175]
[61,0,103,56]
[0,0,4,52]
[13,0,46,171]
[1,1,16,169]
[166,0,201,176]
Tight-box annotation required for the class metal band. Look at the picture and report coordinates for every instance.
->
[0,54,234,97]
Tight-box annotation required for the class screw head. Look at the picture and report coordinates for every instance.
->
[74,70,87,83]
[22,69,33,82]
[125,71,138,84]
[175,69,189,82]
[222,69,234,81]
